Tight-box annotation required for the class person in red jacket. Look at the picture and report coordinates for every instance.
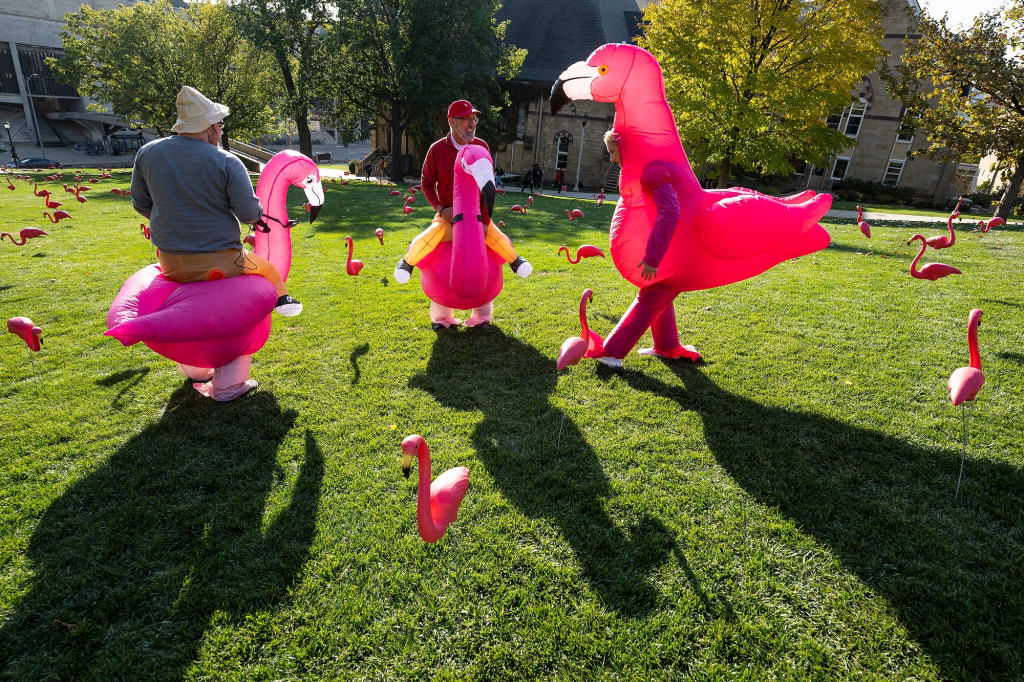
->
[394,100,531,283]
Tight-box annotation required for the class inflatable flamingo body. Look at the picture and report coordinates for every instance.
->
[105,150,324,391]
[417,144,503,317]
[551,44,831,358]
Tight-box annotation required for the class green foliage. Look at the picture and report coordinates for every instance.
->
[835,177,917,205]
[230,0,335,158]
[1,175,1023,679]
[639,0,885,187]
[881,2,1024,218]
[50,0,281,141]
[318,0,525,181]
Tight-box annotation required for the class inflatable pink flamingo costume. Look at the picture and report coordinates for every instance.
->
[105,150,325,400]
[416,144,504,328]
[551,44,832,361]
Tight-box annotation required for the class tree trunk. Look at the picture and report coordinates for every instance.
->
[389,102,404,183]
[278,55,313,160]
[994,156,1024,220]
[716,158,732,189]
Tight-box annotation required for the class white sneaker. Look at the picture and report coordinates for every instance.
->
[596,355,622,368]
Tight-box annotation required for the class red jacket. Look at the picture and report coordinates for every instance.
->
[421,134,490,217]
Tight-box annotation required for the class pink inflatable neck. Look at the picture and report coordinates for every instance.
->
[254,150,316,282]
[449,147,489,299]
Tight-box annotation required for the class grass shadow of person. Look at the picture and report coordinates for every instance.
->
[615,362,1024,679]
[409,326,673,617]
[0,384,323,679]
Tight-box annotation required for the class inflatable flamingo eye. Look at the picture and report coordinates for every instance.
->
[598,64,609,75]
[304,175,316,186]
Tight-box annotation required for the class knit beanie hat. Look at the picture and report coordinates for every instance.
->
[171,86,229,134]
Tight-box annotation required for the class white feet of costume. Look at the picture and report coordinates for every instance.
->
[177,354,258,402]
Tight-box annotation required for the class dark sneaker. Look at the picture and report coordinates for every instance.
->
[275,294,303,317]
[509,256,533,278]
[394,258,413,283]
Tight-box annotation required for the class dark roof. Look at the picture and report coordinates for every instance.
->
[497,0,650,84]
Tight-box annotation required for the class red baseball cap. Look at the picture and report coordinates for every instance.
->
[447,100,481,119]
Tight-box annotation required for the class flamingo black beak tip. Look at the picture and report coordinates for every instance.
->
[308,204,321,224]
[550,80,569,116]
[482,181,496,218]
[402,465,411,479]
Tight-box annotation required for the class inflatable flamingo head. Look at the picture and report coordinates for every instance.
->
[550,43,660,114]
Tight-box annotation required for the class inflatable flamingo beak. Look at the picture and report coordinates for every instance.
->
[464,156,496,217]
[303,179,325,223]
[550,60,600,114]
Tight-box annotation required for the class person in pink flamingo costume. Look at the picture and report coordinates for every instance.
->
[550,44,832,366]
[106,150,325,401]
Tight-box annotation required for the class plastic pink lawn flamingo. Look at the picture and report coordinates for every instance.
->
[1,228,47,245]
[557,288,604,370]
[105,150,325,401]
[907,234,962,281]
[857,206,871,239]
[345,236,364,276]
[980,217,1004,233]
[558,244,606,264]
[416,144,504,328]
[7,316,42,352]
[551,44,830,362]
[925,198,962,250]
[375,228,385,245]
[401,434,469,543]
[948,308,985,499]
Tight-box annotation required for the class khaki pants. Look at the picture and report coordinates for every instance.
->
[403,213,518,266]
[158,248,287,297]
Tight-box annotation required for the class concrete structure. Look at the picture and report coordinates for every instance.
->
[0,0,165,164]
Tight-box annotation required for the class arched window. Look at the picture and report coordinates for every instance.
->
[553,130,572,171]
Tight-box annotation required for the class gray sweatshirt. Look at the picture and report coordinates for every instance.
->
[131,136,263,254]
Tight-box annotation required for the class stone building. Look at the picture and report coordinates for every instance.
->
[0,0,168,160]
[801,0,977,202]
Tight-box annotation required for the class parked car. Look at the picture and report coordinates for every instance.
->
[16,158,61,169]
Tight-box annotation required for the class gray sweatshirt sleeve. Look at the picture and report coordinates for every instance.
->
[130,159,153,219]
[224,156,263,224]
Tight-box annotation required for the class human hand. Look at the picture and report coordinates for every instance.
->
[440,206,454,223]
[638,261,657,281]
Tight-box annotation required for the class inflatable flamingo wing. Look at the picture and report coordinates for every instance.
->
[418,144,503,310]
[551,43,830,291]
[105,150,325,368]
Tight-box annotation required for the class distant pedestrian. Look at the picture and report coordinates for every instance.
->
[554,168,565,194]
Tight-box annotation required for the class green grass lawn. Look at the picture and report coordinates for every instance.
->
[2,170,1022,680]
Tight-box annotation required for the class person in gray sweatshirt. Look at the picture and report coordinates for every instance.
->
[131,86,302,316]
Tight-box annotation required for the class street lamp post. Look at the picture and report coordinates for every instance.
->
[573,113,588,192]
[25,73,43,151]
[4,121,19,166]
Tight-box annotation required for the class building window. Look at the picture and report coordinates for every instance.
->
[790,158,807,176]
[831,157,851,181]
[845,99,867,138]
[883,159,905,185]
[553,132,571,171]
[896,107,915,143]
[825,111,843,130]
[955,165,979,189]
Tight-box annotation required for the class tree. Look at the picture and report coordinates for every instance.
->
[881,2,1024,219]
[231,0,334,159]
[639,0,886,188]
[320,0,525,182]
[51,0,281,146]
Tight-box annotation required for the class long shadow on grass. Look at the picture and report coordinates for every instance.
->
[409,326,673,616]
[0,384,322,679]
[617,363,1024,680]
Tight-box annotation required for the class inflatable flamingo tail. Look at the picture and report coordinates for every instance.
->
[699,192,831,261]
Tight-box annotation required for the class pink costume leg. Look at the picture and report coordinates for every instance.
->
[429,301,462,328]
[465,301,493,327]
[191,354,258,401]
[603,283,699,361]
